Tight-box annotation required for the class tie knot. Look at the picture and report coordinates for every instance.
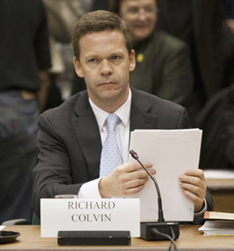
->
[106,113,120,132]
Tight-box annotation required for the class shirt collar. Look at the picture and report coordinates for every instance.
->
[89,89,132,131]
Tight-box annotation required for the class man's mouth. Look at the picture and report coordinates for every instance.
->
[99,82,115,86]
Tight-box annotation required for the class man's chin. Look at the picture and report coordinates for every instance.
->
[101,90,121,100]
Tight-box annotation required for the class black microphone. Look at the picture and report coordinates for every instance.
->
[129,150,180,242]
[129,150,164,222]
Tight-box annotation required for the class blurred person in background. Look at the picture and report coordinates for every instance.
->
[222,0,234,88]
[41,0,111,107]
[156,0,227,124]
[42,0,91,108]
[109,0,194,108]
[195,84,234,170]
[0,0,51,224]
[195,1,234,171]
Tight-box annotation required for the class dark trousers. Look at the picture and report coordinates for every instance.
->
[0,91,38,223]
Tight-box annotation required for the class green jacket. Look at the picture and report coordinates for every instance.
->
[130,30,194,106]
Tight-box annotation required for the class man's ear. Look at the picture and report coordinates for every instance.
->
[73,57,84,78]
[129,50,136,72]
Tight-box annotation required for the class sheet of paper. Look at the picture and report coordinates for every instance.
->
[199,220,234,236]
[128,129,202,222]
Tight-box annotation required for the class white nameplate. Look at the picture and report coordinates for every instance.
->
[41,198,140,237]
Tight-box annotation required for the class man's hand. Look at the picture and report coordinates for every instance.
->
[99,162,155,198]
[179,169,207,212]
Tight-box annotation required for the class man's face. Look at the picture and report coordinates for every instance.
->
[73,30,135,111]
[120,0,157,42]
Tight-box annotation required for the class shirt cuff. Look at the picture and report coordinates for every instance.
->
[77,178,102,198]
[193,199,207,224]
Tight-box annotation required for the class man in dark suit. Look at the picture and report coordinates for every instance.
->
[32,10,213,223]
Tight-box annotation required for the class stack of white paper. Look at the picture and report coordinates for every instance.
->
[199,220,234,236]
[128,129,202,222]
[199,211,234,236]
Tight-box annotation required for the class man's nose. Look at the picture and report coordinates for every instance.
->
[99,59,113,76]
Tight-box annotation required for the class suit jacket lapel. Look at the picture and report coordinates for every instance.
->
[71,92,102,180]
[130,88,157,132]
[70,88,157,179]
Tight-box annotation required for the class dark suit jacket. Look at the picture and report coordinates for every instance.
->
[32,88,213,218]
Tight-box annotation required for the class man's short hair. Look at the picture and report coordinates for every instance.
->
[72,10,133,59]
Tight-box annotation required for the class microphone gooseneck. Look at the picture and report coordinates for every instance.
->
[129,149,180,245]
[129,150,165,222]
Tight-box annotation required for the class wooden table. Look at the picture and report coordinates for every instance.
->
[206,178,234,213]
[1,225,234,251]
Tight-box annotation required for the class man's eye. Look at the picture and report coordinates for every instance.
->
[111,55,121,62]
[88,58,98,64]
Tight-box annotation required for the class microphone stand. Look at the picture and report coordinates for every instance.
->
[130,150,180,241]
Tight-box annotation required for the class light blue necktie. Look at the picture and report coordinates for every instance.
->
[99,114,123,177]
